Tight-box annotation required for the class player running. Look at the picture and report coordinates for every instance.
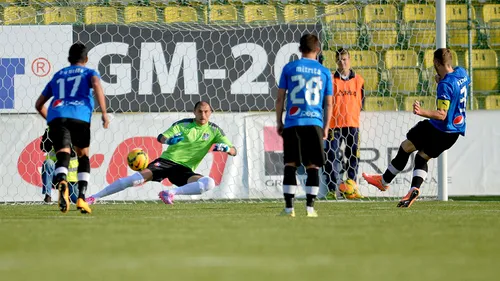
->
[275,33,333,217]
[35,43,109,214]
[362,48,470,208]
[86,101,237,204]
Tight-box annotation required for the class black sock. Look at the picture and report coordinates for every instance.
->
[411,154,428,189]
[284,193,294,208]
[77,155,90,199]
[306,194,316,208]
[54,151,70,184]
[283,166,297,209]
[78,181,88,200]
[383,146,411,183]
[305,168,319,208]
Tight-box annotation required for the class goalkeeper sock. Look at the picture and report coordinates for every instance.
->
[411,154,428,189]
[170,177,215,195]
[92,172,144,199]
[383,146,411,184]
[77,155,90,199]
[170,182,200,195]
[283,166,297,210]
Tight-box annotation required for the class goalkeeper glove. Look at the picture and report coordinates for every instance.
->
[213,143,230,153]
[166,133,184,145]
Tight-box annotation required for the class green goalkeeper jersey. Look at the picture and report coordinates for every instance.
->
[160,118,233,171]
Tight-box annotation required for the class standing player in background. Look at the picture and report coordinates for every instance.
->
[363,48,469,208]
[276,34,333,217]
[324,48,365,200]
[35,43,109,214]
[86,101,237,204]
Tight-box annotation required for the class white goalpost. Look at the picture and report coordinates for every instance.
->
[436,0,448,202]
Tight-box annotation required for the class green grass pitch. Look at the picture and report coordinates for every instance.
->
[1,201,499,281]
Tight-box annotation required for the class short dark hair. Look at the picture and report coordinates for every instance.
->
[68,43,88,65]
[434,48,453,67]
[335,48,350,60]
[194,101,213,112]
[299,34,320,55]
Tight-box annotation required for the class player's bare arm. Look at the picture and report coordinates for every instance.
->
[34,95,50,120]
[323,95,333,139]
[413,100,447,121]
[275,88,286,136]
[91,75,109,129]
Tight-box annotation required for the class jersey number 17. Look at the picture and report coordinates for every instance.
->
[56,76,82,99]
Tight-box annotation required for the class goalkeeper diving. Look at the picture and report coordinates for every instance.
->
[86,101,237,204]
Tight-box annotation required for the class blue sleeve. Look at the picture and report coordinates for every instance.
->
[436,82,452,101]
[91,69,101,79]
[41,82,53,98]
[87,69,101,87]
[278,66,288,89]
[324,70,333,96]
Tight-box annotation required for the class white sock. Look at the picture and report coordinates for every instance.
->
[307,206,315,213]
[92,172,144,199]
[171,181,202,195]
[285,207,294,213]
[170,177,215,195]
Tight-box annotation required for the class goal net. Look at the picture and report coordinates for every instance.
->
[0,0,441,203]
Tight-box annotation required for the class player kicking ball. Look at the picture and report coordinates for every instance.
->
[86,101,237,204]
[275,34,333,217]
[363,48,470,208]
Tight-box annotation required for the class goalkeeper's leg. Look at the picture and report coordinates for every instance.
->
[158,175,215,205]
[87,170,150,204]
